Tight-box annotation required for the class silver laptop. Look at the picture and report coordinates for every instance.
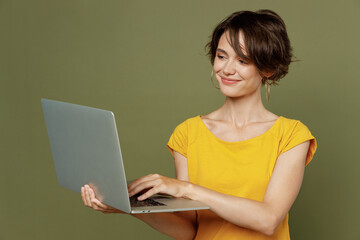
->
[41,98,209,214]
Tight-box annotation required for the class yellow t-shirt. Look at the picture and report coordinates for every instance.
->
[167,116,317,240]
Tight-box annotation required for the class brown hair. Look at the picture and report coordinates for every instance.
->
[206,10,293,84]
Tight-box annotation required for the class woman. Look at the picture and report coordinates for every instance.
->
[81,10,317,239]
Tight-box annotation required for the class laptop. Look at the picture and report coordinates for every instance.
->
[41,98,209,214]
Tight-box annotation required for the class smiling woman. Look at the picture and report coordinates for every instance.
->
[81,9,317,240]
[213,32,265,98]
[207,10,292,84]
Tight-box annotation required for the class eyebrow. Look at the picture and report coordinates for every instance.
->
[217,47,250,60]
[216,48,227,54]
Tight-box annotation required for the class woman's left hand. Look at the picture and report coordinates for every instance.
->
[128,174,192,201]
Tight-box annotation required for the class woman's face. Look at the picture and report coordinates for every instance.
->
[213,32,263,98]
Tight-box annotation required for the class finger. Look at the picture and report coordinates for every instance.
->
[128,179,161,197]
[128,174,161,190]
[88,186,96,200]
[82,186,91,206]
[128,174,163,194]
[81,187,88,206]
[90,199,102,211]
[88,188,110,211]
[127,175,150,190]
[85,185,93,207]
[91,199,124,214]
[91,198,110,210]
[138,185,164,201]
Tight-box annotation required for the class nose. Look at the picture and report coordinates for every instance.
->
[223,59,236,75]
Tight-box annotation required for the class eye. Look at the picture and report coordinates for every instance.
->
[216,54,225,60]
[239,59,248,65]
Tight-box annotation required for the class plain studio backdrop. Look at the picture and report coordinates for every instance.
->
[1,0,359,239]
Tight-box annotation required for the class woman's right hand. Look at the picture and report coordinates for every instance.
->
[81,184,125,214]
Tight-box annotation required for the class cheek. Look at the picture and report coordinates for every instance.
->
[243,67,263,83]
[241,66,257,77]
[213,59,223,72]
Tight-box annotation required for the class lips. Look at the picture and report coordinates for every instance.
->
[220,77,241,85]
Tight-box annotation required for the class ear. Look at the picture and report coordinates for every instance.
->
[262,71,273,78]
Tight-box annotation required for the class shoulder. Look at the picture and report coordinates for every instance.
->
[173,115,201,131]
[170,116,202,140]
[275,116,311,134]
[168,116,202,156]
[278,116,300,126]
[271,116,315,146]
[276,116,317,165]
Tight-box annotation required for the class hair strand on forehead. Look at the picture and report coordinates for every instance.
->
[227,29,251,62]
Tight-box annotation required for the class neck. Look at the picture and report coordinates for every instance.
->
[217,89,269,125]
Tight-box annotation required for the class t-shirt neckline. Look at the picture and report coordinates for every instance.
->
[197,115,282,144]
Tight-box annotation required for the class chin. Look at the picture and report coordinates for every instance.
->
[219,88,244,98]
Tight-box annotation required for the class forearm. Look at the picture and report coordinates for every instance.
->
[128,175,278,235]
[132,211,197,240]
[186,184,278,235]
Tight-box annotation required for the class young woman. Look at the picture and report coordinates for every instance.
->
[81,10,317,239]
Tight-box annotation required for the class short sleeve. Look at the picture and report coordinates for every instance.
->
[279,121,317,166]
[167,120,188,157]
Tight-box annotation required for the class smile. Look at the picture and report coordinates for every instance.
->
[221,77,241,85]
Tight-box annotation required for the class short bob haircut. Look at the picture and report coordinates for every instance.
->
[206,10,293,84]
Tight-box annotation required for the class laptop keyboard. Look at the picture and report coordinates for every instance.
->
[130,196,166,207]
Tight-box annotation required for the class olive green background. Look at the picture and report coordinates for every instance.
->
[1,0,359,239]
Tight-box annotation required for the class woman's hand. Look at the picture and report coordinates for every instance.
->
[128,174,192,201]
[81,184,125,214]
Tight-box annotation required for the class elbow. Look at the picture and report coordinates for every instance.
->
[258,213,280,236]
